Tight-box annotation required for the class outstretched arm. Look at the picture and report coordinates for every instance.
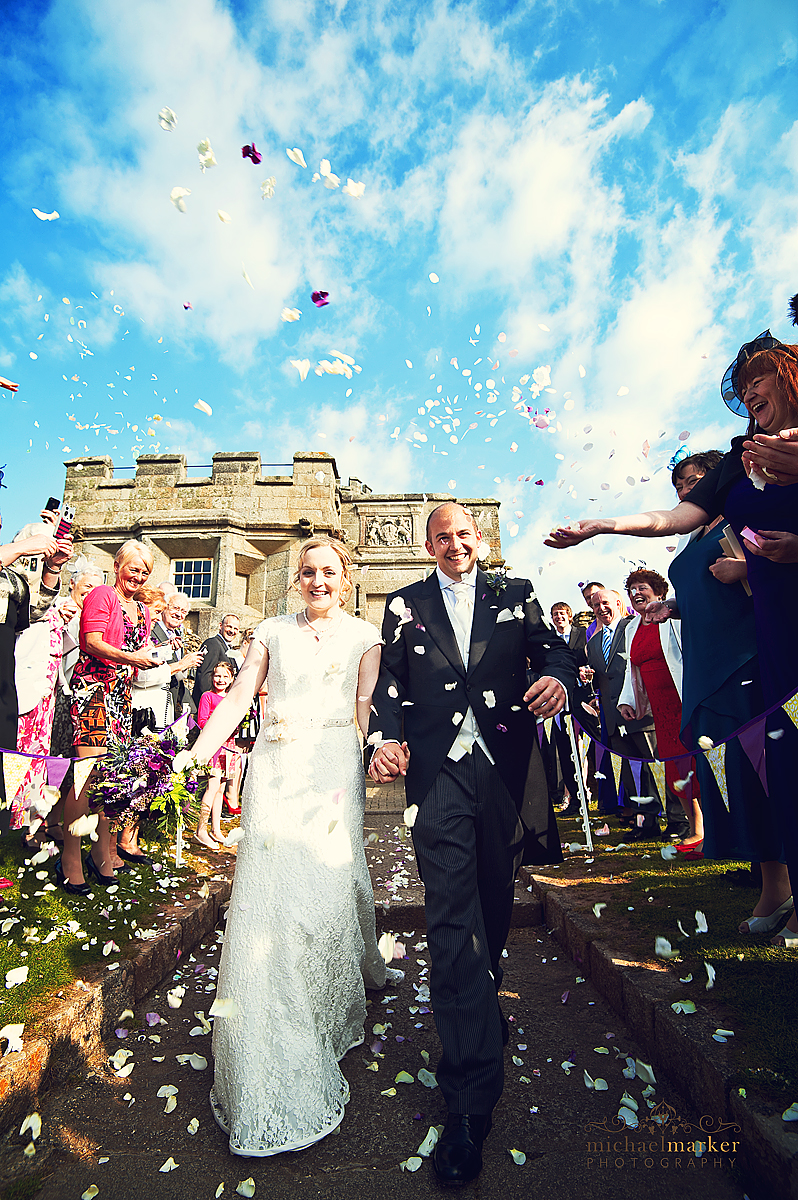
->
[544,500,709,548]
[180,641,268,766]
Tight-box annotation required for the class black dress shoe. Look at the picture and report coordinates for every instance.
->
[117,847,152,865]
[433,1112,492,1186]
[54,857,92,897]
[84,854,116,886]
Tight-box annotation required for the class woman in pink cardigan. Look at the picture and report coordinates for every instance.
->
[58,540,160,893]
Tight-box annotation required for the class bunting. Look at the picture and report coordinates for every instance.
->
[1,754,31,809]
[72,758,96,802]
[704,743,729,811]
[611,752,622,793]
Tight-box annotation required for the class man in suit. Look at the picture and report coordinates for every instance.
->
[151,592,199,720]
[192,613,240,708]
[548,602,588,814]
[369,503,575,1186]
[585,588,662,835]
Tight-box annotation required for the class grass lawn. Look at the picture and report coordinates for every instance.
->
[0,831,223,1034]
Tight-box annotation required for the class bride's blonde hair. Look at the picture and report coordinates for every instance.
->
[293,537,354,604]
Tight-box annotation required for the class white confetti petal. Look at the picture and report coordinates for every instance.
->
[32,208,60,221]
[209,997,238,1018]
[159,1157,179,1173]
[169,187,191,213]
[158,106,177,131]
[236,1179,256,1197]
[286,147,307,168]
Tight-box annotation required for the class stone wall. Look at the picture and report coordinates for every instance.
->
[62,451,503,637]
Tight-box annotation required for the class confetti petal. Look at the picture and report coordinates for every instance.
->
[286,148,307,168]
[158,107,177,131]
[32,208,60,221]
[159,1157,179,1173]
[509,1148,526,1164]
[169,187,191,213]
[209,997,238,1018]
[281,307,301,322]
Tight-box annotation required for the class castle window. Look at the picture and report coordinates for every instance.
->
[173,558,213,599]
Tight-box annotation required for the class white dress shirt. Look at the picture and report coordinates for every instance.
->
[436,566,495,765]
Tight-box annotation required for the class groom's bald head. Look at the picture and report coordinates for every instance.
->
[425,502,477,542]
[425,503,482,581]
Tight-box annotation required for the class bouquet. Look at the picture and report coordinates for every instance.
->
[87,723,206,835]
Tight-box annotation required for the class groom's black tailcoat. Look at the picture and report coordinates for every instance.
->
[371,568,575,861]
[370,567,575,1114]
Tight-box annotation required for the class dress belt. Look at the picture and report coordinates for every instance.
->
[264,715,354,729]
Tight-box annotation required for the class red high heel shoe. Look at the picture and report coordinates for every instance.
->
[223,799,241,816]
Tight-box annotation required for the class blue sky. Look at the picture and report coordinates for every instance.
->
[2,0,797,611]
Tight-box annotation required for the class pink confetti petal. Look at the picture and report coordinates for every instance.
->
[561,991,570,1004]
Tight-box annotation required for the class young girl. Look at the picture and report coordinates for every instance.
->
[195,661,237,848]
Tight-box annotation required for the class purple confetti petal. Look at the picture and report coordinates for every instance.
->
[496,724,508,733]
[311,290,330,307]
[114,1028,129,1039]
[561,991,570,1004]
[145,1012,161,1027]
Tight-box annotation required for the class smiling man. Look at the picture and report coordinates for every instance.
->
[368,501,575,1186]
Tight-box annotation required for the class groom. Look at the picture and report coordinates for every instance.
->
[369,502,574,1185]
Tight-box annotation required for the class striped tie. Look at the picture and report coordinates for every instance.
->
[602,626,612,664]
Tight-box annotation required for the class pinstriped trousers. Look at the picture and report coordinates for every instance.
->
[411,745,524,1115]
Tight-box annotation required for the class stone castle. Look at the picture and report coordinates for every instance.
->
[62,451,504,637]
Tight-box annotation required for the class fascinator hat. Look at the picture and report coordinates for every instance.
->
[721,328,798,416]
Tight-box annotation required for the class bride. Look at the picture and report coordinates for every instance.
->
[175,537,402,1156]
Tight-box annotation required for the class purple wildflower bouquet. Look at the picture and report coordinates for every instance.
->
[87,727,205,834]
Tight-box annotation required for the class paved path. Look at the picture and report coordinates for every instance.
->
[2,839,746,1200]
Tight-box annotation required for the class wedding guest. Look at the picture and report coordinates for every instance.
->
[617,569,701,848]
[548,602,586,814]
[59,540,159,892]
[149,592,201,722]
[545,325,798,944]
[660,451,788,934]
[173,536,396,1155]
[194,661,237,848]
[369,503,574,1186]
[0,514,72,824]
[48,565,104,847]
[192,613,240,705]
[585,588,662,835]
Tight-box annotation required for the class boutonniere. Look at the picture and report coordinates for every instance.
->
[484,569,508,596]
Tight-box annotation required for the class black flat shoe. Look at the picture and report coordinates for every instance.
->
[54,857,92,897]
[117,848,153,866]
[84,854,116,886]
[432,1113,492,1186]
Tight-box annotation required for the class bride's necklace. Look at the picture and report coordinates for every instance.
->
[303,606,342,642]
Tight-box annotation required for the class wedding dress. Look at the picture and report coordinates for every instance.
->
[209,612,388,1156]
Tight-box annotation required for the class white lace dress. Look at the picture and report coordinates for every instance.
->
[209,612,387,1157]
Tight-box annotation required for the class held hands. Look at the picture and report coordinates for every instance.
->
[523,676,567,717]
[742,427,798,486]
[742,530,798,564]
[369,740,410,783]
